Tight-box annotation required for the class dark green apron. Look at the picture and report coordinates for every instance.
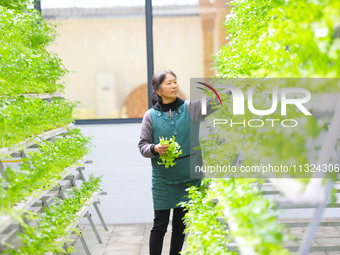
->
[149,101,202,210]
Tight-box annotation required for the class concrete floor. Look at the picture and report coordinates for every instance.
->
[70,223,177,255]
[70,220,340,255]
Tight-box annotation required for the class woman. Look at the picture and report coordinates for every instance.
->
[138,70,216,255]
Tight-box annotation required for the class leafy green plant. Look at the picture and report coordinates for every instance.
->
[0,129,90,213]
[0,97,76,149]
[0,2,103,255]
[5,175,102,255]
[181,179,235,255]
[0,0,30,11]
[211,178,291,255]
[215,0,340,79]
[211,0,340,171]
[205,0,340,179]
[0,1,68,95]
[184,1,340,253]
[182,178,291,254]
[158,136,182,168]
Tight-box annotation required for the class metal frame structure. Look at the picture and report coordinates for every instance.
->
[145,0,155,109]
[0,96,108,254]
[0,144,107,255]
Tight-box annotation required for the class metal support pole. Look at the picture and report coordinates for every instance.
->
[77,226,91,255]
[19,150,32,170]
[77,167,87,182]
[93,201,108,231]
[41,197,50,208]
[145,0,154,108]
[70,178,77,188]
[84,213,102,244]
[0,161,7,181]
[298,179,334,255]
[59,189,66,200]
[63,243,69,254]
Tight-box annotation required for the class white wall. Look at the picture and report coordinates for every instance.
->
[77,123,154,224]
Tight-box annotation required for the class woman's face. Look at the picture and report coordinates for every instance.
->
[156,73,179,104]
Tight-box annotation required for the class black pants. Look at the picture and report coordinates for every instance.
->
[149,207,187,255]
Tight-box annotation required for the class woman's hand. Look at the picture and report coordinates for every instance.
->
[155,144,169,155]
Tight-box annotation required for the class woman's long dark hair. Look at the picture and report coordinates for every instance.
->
[151,70,177,105]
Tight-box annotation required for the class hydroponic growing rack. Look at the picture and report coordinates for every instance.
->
[209,99,340,255]
[0,95,108,255]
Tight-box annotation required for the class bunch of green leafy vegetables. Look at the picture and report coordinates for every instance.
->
[158,136,182,168]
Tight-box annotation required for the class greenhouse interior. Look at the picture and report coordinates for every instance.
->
[1,0,340,254]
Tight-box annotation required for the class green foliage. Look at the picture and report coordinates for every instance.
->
[0,129,91,213]
[183,179,291,254]
[0,2,102,254]
[5,175,101,255]
[158,136,182,168]
[0,97,76,149]
[212,179,291,255]
[206,0,340,176]
[205,82,322,177]
[215,0,340,78]
[0,0,29,11]
[181,179,235,255]
[0,1,67,95]
[185,1,340,253]
[210,0,340,174]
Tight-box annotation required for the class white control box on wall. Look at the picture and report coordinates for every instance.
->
[96,72,118,118]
